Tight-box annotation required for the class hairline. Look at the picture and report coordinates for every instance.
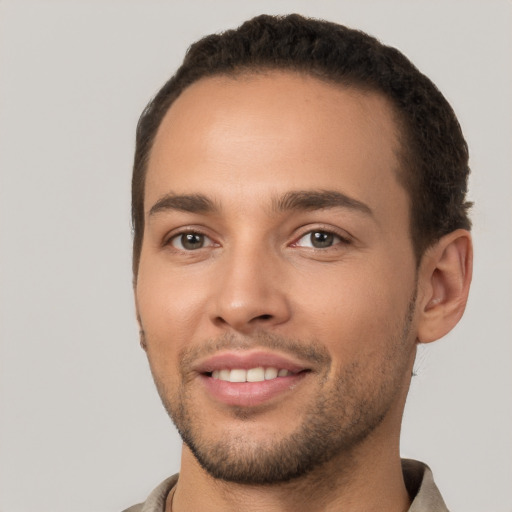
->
[133,67,425,278]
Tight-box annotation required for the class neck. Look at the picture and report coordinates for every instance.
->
[169,433,410,512]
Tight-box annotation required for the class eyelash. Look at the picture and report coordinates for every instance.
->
[291,228,352,250]
[165,229,216,251]
[164,227,352,252]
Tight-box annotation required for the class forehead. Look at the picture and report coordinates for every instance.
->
[146,71,406,216]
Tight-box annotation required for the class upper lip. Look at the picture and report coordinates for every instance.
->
[193,350,311,375]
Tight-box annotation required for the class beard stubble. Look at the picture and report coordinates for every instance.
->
[148,293,416,485]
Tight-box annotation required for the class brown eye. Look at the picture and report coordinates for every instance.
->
[171,232,208,250]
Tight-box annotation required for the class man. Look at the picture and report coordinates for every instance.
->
[125,13,472,512]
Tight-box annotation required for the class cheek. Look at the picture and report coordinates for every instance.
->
[291,260,415,357]
[136,261,209,361]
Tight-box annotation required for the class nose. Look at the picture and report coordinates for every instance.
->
[209,245,292,334]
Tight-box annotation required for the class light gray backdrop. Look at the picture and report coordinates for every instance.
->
[1,1,511,511]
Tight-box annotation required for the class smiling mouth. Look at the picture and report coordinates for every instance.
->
[197,354,313,407]
[206,367,308,383]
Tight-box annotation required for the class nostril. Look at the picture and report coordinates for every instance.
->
[257,314,273,321]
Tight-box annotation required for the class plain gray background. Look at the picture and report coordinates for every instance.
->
[1,1,511,511]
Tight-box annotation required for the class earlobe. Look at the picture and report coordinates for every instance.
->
[417,229,473,344]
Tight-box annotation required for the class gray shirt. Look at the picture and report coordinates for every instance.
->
[123,459,449,512]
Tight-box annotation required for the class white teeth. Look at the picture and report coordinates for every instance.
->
[229,369,247,383]
[247,367,265,382]
[219,369,230,381]
[211,366,294,382]
[264,367,278,380]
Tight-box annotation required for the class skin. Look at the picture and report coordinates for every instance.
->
[135,71,472,512]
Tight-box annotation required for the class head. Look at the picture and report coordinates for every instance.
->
[132,14,472,486]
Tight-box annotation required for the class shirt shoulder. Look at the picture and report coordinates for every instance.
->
[122,505,143,512]
[121,475,179,512]
[402,459,450,512]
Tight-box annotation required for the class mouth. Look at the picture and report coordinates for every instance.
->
[207,367,302,382]
[195,351,313,407]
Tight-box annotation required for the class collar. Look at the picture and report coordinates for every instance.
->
[127,459,449,512]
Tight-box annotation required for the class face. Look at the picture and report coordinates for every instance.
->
[136,72,419,484]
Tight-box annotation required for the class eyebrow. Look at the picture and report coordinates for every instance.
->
[149,193,219,216]
[272,190,373,216]
[148,189,372,218]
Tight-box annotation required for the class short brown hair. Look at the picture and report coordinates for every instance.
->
[132,14,471,276]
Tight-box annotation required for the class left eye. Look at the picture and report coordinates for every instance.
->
[295,230,344,249]
[170,232,214,250]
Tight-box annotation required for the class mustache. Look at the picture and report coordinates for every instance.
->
[179,331,332,370]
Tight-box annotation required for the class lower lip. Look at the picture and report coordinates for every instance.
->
[199,372,309,407]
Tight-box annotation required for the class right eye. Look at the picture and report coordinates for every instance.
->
[170,232,214,251]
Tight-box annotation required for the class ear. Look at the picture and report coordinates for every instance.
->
[416,229,473,344]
